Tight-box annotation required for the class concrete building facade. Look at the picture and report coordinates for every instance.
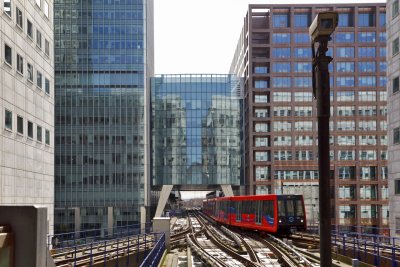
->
[54,0,154,233]
[387,0,400,237]
[230,3,388,232]
[1,0,54,234]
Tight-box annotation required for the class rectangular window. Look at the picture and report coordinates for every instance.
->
[5,109,12,130]
[272,13,289,28]
[358,62,376,72]
[3,0,11,17]
[294,13,309,27]
[358,13,375,27]
[45,78,50,94]
[16,7,22,28]
[27,63,33,82]
[4,44,12,65]
[17,115,23,134]
[358,32,375,42]
[338,13,353,27]
[45,39,49,56]
[393,0,399,18]
[293,33,309,43]
[36,30,42,48]
[393,38,399,56]
[395,179,400,195]
[36,71,42,88]
[17,54,23,74]
[27,19,33,38]
[272,33,290,43]
[394,127,400,144]
[43,0,49,18]
[37,125,42,142]
[45,129,50,145]
[27,121,33,138]
[394,77,400,93]
[336,47,354,58]
[272,48,290,58]
[358,47,376,58]
[336,32,355,43]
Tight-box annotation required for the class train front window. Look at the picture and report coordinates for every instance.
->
[278,200,286,216]
[296,199,304,216]
[286,200,295,216]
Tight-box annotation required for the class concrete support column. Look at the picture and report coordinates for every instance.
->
[221,184,234,197]
[155,185,173,217]
[74,207,80,238]
[153,217,170,251]
[108,207,113,237]
[140,206,147,234]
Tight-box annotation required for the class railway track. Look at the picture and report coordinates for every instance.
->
[51,234,155,267]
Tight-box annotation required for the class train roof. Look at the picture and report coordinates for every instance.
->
[204,194,303,201]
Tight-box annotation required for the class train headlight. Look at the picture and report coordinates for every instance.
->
[301,219,304,223]
[279,219,282,223]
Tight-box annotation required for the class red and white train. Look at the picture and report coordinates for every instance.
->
[203,194,306,234]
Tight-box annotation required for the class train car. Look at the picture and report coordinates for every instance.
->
[202,194,306,234]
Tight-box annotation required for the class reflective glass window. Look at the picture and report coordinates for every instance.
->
[393,38,399,56]
[294,33,309,43]
[337,91,355,101]
[338,13,353,27]
[273,106,291,117]
[273,92,291,102]
[358,47,376,57]
[336,32,354,43]
[358,76,376,86]
[273,136,292,146]
[4,109,12,130]
[293,77,312,88]
[336,47,354,58]
[294,48,311,58]
[379,12,386,26]
[273,14,289,27]
[336,62,354,72]
[294,13,309,27]
[272,77,291,88]
[294,62,311,72]
[272,33,290,43]
[358,13,375,27]
[336,76,355,87]
[358,62,376,72]
[358,91,376,101]
[272,48,290,58]
[358,32,376,42]
[272,62,290,73]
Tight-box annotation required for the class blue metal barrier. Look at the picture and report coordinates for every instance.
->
[48,222,152,249]
[50,232,160,266]
[139,233,166,267]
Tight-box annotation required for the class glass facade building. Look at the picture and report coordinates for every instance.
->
[151,75,242,190]
[54,0,153,233]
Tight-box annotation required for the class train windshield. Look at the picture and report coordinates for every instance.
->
[296,199,304,216]
[278,197,304,217]
[286,200,295,216]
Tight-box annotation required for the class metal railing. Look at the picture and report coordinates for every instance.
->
[48,222,152,249]
[139,233,166,267]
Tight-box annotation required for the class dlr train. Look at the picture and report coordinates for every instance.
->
[203,194,306,234]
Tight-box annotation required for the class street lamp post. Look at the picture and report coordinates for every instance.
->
[309,12,338,267]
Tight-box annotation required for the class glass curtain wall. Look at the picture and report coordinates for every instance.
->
[54,0,150,233]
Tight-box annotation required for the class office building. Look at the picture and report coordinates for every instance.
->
[230,3,388,232]
[151,74,243,216]
[387,0,400,237]
[1,0,54,234]
[54,0,154,233]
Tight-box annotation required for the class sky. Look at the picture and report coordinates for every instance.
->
[154,0,386,75]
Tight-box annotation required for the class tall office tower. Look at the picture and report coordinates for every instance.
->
[151,74,242,216]
[230,4,388,232]
[54,0,154,233]
[1,0,54,234]
[387,0,400,237]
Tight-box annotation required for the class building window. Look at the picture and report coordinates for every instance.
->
[45,78,50,94]
[272,48,290,58]
[27,121,33,138]
[358,62,376,72]
[45,129,50,145]
[272,13,289,28]
[336,32,355,43]
[294,48,311,58]
[27,63,33,82]
[358,47,376,58]
[16,7,22,28]
[254,94,268,103]
[380,47,387,57]
[36,30,42,48]
[36,71,42,88]
[272,62,290,73]
[393,0,399,19]
[294,13,309,27]
[44,0,49,18]
[358,32,375,43]
[17,54,23,74]
[358,12,375,27]
[394,77,400,93]
[336,47,354,58]
[3,0,11,17]
[45,39,49,56]
[393,38,399,56]
[254,66,267,74]
[358,76,376,87]
[379,12,386,27]
[37,125,42,141]
[254,80,269,89]
[4,44,12,65]
[17,116,23,134]
[272,77,291,88]
[395,179,400,195]
[27,19,33,38]
[394,127,400,144]
[5,110,12,130]
[338,13,353,27]
[272,33,290,43]
[294,33,309,43]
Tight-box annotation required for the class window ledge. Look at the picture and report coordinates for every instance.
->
[16,132,24,136]
[3,12,12,19]
[4,61,12,68]
[16,70,23,76]
[27,78,34,84]
[4,127,12,132]
[16,24,23,31]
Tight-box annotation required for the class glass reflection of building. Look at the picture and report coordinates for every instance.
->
[151,75,242,196]
[54,0,153,233]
